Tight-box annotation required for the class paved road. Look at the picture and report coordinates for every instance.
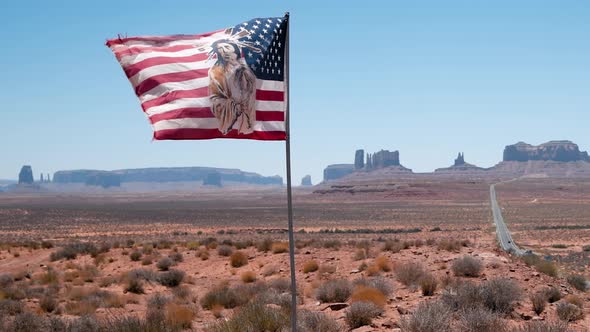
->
[490,183,526,256]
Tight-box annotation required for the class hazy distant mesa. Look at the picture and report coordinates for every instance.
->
[323,140,590,181]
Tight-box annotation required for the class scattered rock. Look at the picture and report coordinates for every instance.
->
[322,303,349,311]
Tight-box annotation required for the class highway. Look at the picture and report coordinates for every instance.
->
[490,183,526,256]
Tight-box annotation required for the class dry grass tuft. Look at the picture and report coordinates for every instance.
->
[302,260,319,273]
[316,279,352,303]
[420,273,438,296]
[374,255,392,272]
[165,302,195,329]
[345,301,383,329]
[271,242,289,254]
[351,285,386,308]
[229,251,248,268]
[452,255,483,277]
[400,300,452,332]
[241,271,257,283]
[395,261,427,287]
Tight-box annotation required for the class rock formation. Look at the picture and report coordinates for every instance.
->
[366,150,400,169]
[503,141,590,162]
[203,172,222,187]
[53,167,282,186]
[454,152,465,166]
[301,175,312,186]
[435,153,485,174]
[85,172,121,188]
[354,150,365,170]
[18,166,34,184]
[323,164,354,181]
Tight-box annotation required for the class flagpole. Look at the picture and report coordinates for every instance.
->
[283,11,298,332]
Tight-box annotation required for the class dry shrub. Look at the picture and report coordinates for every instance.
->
[516,321,569,332]
[0,299,24,315]
[261,264,278,277]
[420,273,438,296]
[365,264,380,276]
[157,257,173,271]
[563,294,584,308]
[10,312,46,332]
[556,302,584,322]
[457,307,507,332]
[256,238,273,252]
[535,260,558,277]
[316,279,352,303]
[65,300,98,315]
[201,284,244,309]
[382,239,404,253]
[438,239,464,252]
[531,291,547,315]
[217,245,233,257]
[298,310,342,332]
[375,255,392,272]
[353,277,393,297]
[39,267,59,285]
[197,248,209,260]
[268,278,291,293]
[158,269,185,287]
[351,286,386,308]
[230,251,248,268]
[322,240,341,250]
[169,252,183,263]
[543,286,561,303]
[271,242,289,254]
[207,300,288,332]
[566,274,587,291]
[452,255,483,277]
[206,241,218,250]
[400,300,452,332]
[40,294,58,312]
[125,278,144,294]
[141,256,153,265]
[79,265,99,282]
[318,264,336,275]
[241,271,257,283]
[345,301,383,329]
[395,261,427,286]
[93,253,107,266]
[165,303,195,329]
[130,250,142,261]
[353,248,368,261]
[302,260,319,273]
[442,278,521,314]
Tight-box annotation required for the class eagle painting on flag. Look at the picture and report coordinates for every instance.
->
[106,16,288,141]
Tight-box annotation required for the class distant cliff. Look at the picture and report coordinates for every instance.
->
[503,141,590,162]
[53,167,283,187]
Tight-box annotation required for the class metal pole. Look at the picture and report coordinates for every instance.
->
[283,11,297,332]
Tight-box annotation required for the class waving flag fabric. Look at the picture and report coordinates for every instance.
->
[106,16,288,141]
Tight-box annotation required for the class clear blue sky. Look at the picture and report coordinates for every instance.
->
[1,0,589,184]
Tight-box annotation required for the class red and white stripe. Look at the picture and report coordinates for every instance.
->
[106,31,286,141]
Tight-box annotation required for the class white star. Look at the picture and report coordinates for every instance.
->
[279,29,282,34]
[266,68,269,73]
[256,19,261,24]
[278,69,281,75]
[242,22,248,26]
[265,23,270,28]
[276,23,280,27]
[248,52,253,57]
[267,19,272,23]
[246,35,252,40]
[255,40,260,45]
[252,65,257,71]
[278,56,281,61]
[272,68,275,74]
[278,42,281,47]
[253,25,259,29]
[262,29,268,34]
[259,33,264,39]
[278,18,282,22]
[274,61,277,67]
[250,29,255,34]
[256,58,261,64]
[274,28,277,33]
[272,55,275,60]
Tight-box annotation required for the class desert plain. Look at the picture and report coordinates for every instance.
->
[0,177,589,331]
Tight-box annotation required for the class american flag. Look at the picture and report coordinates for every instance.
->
[106,15,288,141]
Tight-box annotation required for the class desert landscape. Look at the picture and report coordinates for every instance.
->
[0,171,589,331]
